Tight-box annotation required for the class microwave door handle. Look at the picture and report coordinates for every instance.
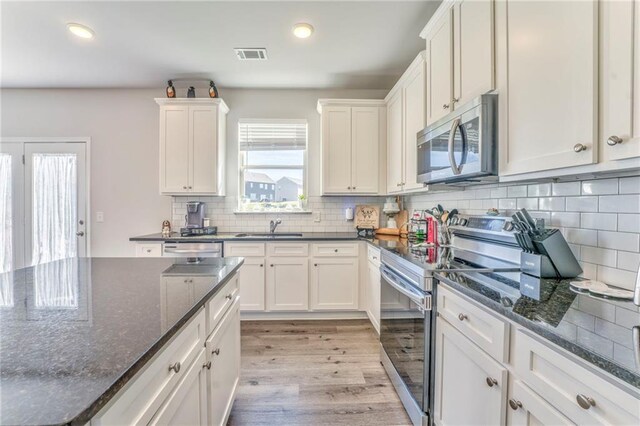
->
[447,117,462,175]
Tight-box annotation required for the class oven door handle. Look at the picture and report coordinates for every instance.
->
[447,117,462,175]
[381,267,431,311]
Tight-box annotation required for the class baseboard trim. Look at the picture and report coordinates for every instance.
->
[240,310,369,321]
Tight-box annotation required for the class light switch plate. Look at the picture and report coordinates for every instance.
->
[96,211,104,223]
[314,212,321,223]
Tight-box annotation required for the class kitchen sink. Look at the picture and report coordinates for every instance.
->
[234,233,303,238]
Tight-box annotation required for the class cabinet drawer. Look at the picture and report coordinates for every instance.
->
[224,242,265,257]
[513,329,640,425]
[266,242,309,257]
[95,310,205,425]
[367,245,381,265]
[312,242,359,257]
[507,380,573,426]
[136,243,162,257]
[437,285,509,362]
[206,273,239,336]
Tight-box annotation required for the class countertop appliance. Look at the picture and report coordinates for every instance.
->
[417,94,497,185]
[380,214,521,426]
[185,201,205,228]
[163,242,223,262]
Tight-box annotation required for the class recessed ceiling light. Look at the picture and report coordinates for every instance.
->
[292,23,314,39]
[67,23,95,39]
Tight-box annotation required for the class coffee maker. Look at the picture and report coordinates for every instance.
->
[180,202,217,236]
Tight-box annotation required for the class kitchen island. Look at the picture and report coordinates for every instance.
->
[0,257,243,425]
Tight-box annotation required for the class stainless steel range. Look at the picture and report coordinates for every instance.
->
[379,215,523,426]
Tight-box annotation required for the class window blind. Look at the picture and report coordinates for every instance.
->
[239,120,307,151]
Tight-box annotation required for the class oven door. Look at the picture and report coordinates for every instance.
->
[380,265,432,412]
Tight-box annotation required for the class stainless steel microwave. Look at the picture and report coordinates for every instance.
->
[417,94,497,185]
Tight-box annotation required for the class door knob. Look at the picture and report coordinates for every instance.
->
[508,399,522,410]
[607,135,623,146]
[76,231,85,237]
[485,377,498,387]
[573,143,587,152]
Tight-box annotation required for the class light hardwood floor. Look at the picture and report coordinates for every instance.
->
[227,319,412,426]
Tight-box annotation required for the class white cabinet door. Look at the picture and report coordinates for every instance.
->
[454,0,494,107]
[403,62,426,191]
[322,106,352,194]
[507,380,573,426]
[238,258,265,311]
[190,105,218,193]
[600,0,640,161]
[206,301,240,426]
[386,90,404,193]
[367,260,381,333]
[434,318,507,426]
[310,258,359,310]
[351,107,380,194]
[149,349,208,426]
[426,10,453,125]
[266,257,309,311]
[160,106,190,193]
[501,0,597,175]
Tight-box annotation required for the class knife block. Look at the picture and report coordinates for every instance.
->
[520,252,557,278]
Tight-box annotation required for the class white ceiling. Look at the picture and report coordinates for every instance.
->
[1,1,441,90]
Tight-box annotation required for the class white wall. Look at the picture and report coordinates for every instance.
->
[1,87,387,256]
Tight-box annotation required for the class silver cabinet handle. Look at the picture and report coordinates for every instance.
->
[573,143,587,152]
[443,103,450,109]
[203,361,212,370]
[447,117,462,175]
[168,362,181,373]
[607,135,623,146]
[212,348,220,356]
[486,377,498,387]
[76,231,85,237]
[458,313,468,321]
[576,394,596,410]
[509,399,522,410]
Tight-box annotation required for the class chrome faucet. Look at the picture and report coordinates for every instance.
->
[269,218,282,234]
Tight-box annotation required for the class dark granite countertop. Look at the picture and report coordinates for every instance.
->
[130,231,361,243]
[434,269,640,391]
[0,257,243,425]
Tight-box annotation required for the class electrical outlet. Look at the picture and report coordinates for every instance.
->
[314,212,321,223]
[96,211,104,223]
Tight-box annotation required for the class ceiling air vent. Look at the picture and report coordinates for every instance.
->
[234,48,268,61]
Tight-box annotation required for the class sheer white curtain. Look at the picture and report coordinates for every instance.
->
[31,153,78,308]
[0,154,13,307]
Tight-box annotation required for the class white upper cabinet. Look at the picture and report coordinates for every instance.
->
[453,0,495,107]
[422,0,494,126]
[157,98,228,195]
[318,100,386,195]
[600,0,640,162]
[497,0,598,175]
[385,52,427,194]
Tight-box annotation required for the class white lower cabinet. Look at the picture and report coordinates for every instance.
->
[206,300,241,426]
[507,380,572,426]
[366,258,380,333]
[149,349,208,426]
[237,258,265,311]
[266,256,309,311]
[310,258,359,310]
[434,317,508,426]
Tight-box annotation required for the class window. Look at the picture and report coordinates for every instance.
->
[238,119,307,211]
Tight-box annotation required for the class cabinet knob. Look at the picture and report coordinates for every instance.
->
[212,348,220,356]
[188,186,192,189]
[184,279,189,283]
[397,183,402,187]
[607,135,623,146]
[573,143,587,153]
[443,103,450,110]
[347,186,351,190]
[146,249,152,253]
[183,186,187,189]
[270,264,274,267]
[260,264,264,267]
[334,249,339,253]
[314,263,318,267]
[168,362,181,373]
[452,98,460,104]
[76,231,85,237]
[576,394,596,410]
[225,294,233,300]
[203,361,212,370]
[508,399,522,410]
[485,377,498,387]
[458,313,468,321]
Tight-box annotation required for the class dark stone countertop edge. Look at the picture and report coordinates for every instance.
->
[67,259,245,426]
[434,272,640,392]
[129,232,362,242]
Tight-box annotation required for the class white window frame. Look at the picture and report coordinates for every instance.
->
[237,119,308,212]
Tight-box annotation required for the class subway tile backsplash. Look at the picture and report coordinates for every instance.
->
[404,175,640,291]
